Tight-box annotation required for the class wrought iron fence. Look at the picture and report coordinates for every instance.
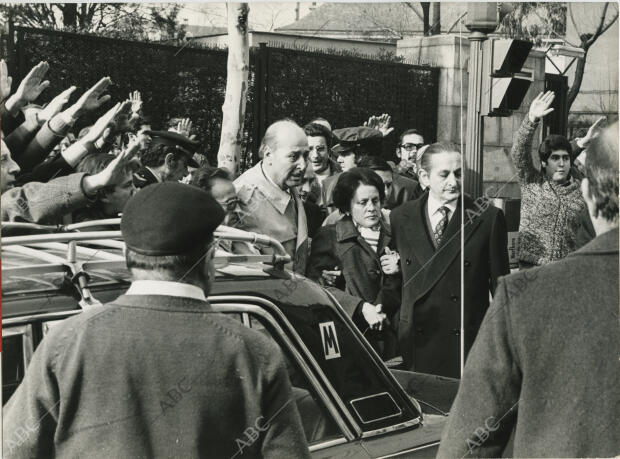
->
[3,26,439,169]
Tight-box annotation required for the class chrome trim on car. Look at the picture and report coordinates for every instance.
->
[308,436,348,452]
[374,441,440,459]
[210,301,356,444]
[360,418,421,439]
[3,310,82,326]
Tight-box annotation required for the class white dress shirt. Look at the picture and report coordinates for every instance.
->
[427,193,457,232]
[125,280,206,301]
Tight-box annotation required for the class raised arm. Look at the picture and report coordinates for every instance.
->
[19,78,112,172]
[510,91,555,184]
[2,134,140,223]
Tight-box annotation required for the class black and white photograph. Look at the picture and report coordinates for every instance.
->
[1,1,618,457]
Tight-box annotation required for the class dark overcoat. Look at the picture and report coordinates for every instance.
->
[3,294,309,458]
[438,228,620,458]
[389,193,509,378]
[306,216,401,357]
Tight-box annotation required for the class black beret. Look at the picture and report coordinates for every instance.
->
[145,130,200,167]
[332,127,383,153]
[121,182,225,256]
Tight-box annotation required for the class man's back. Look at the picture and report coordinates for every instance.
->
[3,294,308,458]
[438,228,620,457]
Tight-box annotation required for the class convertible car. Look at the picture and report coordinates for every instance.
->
[2,220,459,458]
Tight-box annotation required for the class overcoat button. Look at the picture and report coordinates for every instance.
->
[416,328,423,334]
[464,260,471,267]
[406,258,412,265]
[451,329,460,336]
[451,295,459,302]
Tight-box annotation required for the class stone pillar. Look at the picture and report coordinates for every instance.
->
[397,35,546,199]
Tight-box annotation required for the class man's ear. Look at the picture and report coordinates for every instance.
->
[581,177,598,219]
[395,149,402,159]
[418,168,430,188]
[100,190,111,204]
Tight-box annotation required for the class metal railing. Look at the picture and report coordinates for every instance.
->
[2,219,292,307]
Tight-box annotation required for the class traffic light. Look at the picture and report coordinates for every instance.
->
[481,38,534,117]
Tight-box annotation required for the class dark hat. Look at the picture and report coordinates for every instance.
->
[144,130,200,168]
[332,127,383,154]
[121,182,225,256]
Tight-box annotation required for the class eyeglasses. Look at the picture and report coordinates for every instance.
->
[400,143,424,151]
[218,198,240,212]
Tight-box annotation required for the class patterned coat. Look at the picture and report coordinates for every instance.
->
[510,118,586,265]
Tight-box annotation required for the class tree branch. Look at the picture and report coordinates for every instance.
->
[447,12,467,34]
[404,2,424,22]
[586,2,609,48]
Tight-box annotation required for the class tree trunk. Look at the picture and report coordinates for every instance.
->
[421,2,430,36]
[61,4,78,29]
[567,47,588,111]
[431,2,440,35]
[217,3,250,177]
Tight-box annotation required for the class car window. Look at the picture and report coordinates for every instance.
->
[225,311,344,446]
[2,326,34,404]
[278,302,421,433]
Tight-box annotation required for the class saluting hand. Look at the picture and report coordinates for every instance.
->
[528,91,555,123]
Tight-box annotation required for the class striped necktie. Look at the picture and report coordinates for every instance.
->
[433,206,449,247]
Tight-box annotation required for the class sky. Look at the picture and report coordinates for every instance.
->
[177,2,320,32]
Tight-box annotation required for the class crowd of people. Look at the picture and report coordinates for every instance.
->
[2,59,618,457]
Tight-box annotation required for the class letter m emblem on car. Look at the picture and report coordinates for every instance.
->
[319,322,341,360]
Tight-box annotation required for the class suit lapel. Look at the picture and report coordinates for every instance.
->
[402,195,435,266]
[415,196,483,303]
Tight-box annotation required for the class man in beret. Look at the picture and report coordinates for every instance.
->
[234,119,310,273]
[133,130,199,188]
[3,182,310,458]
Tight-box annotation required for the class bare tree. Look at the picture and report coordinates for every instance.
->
[0,3,185,40]
[567,2,619,109]
[217,3,250,176]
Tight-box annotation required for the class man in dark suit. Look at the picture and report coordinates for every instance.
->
[437,125,619,458]
[133,130,199,188]
[3,182,309,458]
[389,142,509,379]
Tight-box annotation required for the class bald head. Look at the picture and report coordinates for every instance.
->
[259,120,304,158]
[260,120,309,190]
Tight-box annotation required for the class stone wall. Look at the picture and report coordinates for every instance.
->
[397,35,546,199]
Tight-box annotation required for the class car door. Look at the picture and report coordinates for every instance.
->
[210,300,371,458]
[210,295,439,458]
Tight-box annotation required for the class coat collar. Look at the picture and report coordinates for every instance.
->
[335,215,391,256]
[235,161,293,215]
[571,226,618,256]
[113,294,212,312]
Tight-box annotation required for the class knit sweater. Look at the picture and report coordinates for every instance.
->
[511,117,586,265]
